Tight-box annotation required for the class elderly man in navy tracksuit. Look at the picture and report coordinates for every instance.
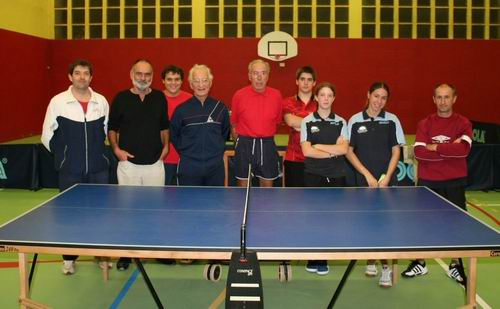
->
[170,64,230,186]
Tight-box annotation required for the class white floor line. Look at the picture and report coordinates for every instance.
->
[435,258,492,309]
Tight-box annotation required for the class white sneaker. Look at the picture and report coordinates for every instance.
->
[401,260,428,278]
[379,267,392,287]
[447,263,465,285]
[98,260,113,270]
[178,259,193,264]
[62,260,75,275]
[365,263,378,277]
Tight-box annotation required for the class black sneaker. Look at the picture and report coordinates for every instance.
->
[117,258,131,271]
[401,260,428,277]
[305,261,318,273]
[156,258,176,265]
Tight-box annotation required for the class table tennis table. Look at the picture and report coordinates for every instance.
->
[1,184,499,308]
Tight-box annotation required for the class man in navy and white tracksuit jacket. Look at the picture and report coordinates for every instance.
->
[41,59,110,191]
[41,59,110,275]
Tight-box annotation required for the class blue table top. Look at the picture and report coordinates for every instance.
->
[0,185,499,252]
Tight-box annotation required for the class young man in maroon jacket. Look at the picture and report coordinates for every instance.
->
[401,83,472,285]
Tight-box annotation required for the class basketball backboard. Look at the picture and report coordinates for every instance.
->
[257,31,298,63]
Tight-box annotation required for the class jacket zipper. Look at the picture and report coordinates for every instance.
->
[84,116,88,174]
[59,145,68,169]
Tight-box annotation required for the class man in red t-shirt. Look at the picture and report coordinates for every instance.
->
[283,66,318,187]
[402,83,472,285]
[231,59,283,187]
[161,65,192,185]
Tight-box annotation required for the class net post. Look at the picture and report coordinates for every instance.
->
[239,163,252,262]
[239,224,247,262]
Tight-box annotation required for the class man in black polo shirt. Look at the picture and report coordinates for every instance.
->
[108,59,170,271]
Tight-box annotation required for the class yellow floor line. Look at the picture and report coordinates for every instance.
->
[208,287,226,309]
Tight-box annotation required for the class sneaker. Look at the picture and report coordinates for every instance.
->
[62,260,75,275]
[401,260,428,278]
[305,261,318,273]
[178,259,194,264]
[156,258,176,265]
[116,258,131,271]
[365,263,378,277]
[447,263,465,285]
[98,259,113,270]
[316,261,329,276]
[379,267,392,287]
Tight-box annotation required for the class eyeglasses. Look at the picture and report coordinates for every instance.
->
[192,79,210,85]
[251,71,268,77]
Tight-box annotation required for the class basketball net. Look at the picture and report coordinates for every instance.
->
[273,54,286,67]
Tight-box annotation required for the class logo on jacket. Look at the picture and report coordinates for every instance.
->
[311,126,320,133]
[357,126,368,134]
[0,158,7,180]
[431,135,450,143]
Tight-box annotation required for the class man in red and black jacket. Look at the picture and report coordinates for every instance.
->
[282,66,318,187]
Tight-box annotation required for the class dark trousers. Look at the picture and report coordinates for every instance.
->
[428,186,467,210]
[59,169,109,261]
[164,163,178,185]
[304,173,347,188]
[304,172,345,267]
[178,157,225,186]
[284,160,305,187]
[58,169,109,191]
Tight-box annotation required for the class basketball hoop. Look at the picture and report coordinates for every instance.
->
[257,31,298,68]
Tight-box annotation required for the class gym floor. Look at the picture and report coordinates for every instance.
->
[0,188,498,308]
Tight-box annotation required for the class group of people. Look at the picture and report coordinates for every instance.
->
[282,67,471,289]
[41,58,472,289]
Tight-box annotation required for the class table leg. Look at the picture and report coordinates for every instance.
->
[103,262,109,282]
[466,257,477,308]
[327,260,357,309]
[18,253,53,309]
[29,253,38,288]
[19,253,29,309]
[99,257,110,282]
[134,258,164,309]
[392,259,398,285]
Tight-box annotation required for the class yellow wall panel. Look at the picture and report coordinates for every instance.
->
[0,0,54,39]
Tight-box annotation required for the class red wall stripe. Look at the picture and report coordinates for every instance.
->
[1,29,499,142]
